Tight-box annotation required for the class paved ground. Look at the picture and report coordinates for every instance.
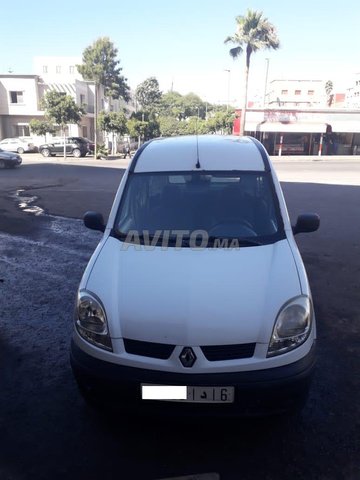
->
[0,156,359,479]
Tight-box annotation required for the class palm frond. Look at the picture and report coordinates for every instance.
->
[229,46,243,59]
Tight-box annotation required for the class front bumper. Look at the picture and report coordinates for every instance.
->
[70,339,316,416]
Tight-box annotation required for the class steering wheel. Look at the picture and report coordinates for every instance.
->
[208,219,257,236]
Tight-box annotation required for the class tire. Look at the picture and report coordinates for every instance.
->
[0,159,6,169]
[41,148,50,157]
[17,147,24,154]
[73,148,81,158]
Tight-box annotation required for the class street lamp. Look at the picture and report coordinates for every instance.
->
[263,58,270,107]
[224,69,231,111]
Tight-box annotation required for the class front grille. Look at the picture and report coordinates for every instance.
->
[201,343,256,361]
[123,338,175,360]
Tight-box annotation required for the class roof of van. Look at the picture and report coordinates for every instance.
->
[132,135,268,173]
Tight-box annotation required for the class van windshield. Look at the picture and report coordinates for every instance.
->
[115,172,284,248]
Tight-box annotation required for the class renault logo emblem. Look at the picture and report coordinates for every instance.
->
[179,347,196,368]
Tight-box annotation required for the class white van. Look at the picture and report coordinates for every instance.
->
[70,135,320,415]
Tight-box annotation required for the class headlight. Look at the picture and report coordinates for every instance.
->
[75,291,112,351]
[267,296,312,357]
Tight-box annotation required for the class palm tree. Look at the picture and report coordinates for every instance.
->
[325,80,334,107]
[225,10,280,136]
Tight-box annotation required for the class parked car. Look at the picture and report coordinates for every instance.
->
[0,137,36,154]
[70,135,320,416]
[0,148,22,168]
[39,137,92,157]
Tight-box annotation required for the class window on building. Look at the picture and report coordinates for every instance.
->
[10,91,24,104]
[80,94,85,105]
[56,66,61,74]
[69,66,75,74]
[308,90,315,95]
[43,65,48,73]
[82,126,88,138]
[281,90,288,95]
[14,125,30,136]
[295,90,301,95]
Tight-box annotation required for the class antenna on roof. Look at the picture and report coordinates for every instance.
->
[195,134,201,169]
[195,108,201,169]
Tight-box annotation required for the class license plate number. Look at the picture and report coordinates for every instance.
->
[141,385,234,403]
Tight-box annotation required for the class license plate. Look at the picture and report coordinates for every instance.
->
[141,385,234,403]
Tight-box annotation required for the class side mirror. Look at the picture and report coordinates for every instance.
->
[292,213,320,235]
[84,211,105,232]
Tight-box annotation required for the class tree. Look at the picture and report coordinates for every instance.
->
[206,111,235,134]
[325,80,334,107]
[225,10,279,135]
[77,37,130,158]
[29,119,56,142]
[41,91,85,158]
[127,114,160,147]
[183,117,209,135]
[98,111,128,155]
[159,91,186,120]
[135,77,162,112]
[182,93,207,119]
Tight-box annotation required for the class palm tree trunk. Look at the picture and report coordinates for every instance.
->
[240,47,251,136]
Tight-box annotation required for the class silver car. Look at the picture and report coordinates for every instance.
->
[0,138,36,154]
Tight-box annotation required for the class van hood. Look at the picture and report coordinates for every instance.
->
[86,237,301,346]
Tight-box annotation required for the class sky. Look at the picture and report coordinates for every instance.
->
[1,0,360,105]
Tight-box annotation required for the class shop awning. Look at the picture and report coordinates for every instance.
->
[245,121,327,133]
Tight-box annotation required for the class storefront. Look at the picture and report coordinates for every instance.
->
[234,108,360,155]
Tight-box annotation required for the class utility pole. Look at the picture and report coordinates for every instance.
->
[224,69,231,111]
[263,58,270,107]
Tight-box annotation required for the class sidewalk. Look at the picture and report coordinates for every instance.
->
[270,154,360,163]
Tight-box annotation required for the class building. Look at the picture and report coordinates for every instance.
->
[0,57,130,146]
[345,73,360,109]
[0,75,45,139]
[266,79,327,108]
[33,56,83,83]
[233,107,360,155]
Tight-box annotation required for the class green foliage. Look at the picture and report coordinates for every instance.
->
[182,93,207,119]
[159,91,207,120]
[225,9,280,67]
[135,77,162,112]
[41,91,84,127]
[127,115,160,141]
[183,117,209,135]
[158,92,183,119]
[98,111,128,135]
[206,111,235,134]
[29,119,56,137]
[96,144,109,159]
[77,37,130,101]
[158,116,183,136]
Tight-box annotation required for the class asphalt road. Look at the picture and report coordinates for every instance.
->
[0,157,359,479]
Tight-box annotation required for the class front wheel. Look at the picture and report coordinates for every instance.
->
[17,147,24,154]
[73,148,81,158]
[41,148,50,157]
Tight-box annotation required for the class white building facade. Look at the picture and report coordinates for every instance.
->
[345,73,360,109]
[0,57,130,146]
[266,79,327,109]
